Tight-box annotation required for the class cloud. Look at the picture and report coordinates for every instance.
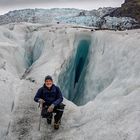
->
[0,0,124,6]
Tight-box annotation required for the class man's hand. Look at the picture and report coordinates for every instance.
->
[48,104,55,112]
[38,98,45,104]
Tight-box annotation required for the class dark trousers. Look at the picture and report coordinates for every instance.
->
[41,103,65,123]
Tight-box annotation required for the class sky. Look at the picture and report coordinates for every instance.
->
[0,0,124,15]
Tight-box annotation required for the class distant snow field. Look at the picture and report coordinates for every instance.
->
[0,22,140,140]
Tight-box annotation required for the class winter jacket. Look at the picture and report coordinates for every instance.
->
[34,84,63,106]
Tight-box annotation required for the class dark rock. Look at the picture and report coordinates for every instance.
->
[110,0,140,23]
[78,11,86,16]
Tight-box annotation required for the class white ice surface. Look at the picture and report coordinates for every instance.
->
[0,23,139,140]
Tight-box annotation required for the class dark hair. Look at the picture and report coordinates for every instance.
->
[45,75,53,81]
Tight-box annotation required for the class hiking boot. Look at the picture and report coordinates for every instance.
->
[54,120,60,130]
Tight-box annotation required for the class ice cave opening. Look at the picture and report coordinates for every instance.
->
[58,38,91,106]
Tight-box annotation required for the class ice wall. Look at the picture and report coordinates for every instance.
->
[53,30,140,140]
[24,33,45,68]
[58,29,140,107]
[58,34,91,105]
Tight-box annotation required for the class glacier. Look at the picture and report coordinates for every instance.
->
[0,22,140,140]
[0,8,139,30]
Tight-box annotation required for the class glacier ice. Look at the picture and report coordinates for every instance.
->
[0,8,138,30]
[0,23,140,140]
[58,36,91,105]
[24,34,45,67]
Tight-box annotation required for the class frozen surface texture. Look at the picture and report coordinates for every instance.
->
[0,23,140,140]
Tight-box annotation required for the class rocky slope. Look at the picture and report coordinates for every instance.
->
[110,0,140,23]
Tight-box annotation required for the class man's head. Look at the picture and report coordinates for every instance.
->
[45,75,53,89]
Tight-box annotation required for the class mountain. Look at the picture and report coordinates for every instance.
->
[110,0,140,23]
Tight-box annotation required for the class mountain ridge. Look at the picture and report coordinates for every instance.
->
[110,0,140,23]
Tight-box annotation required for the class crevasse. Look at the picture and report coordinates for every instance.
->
[58,35,91,105]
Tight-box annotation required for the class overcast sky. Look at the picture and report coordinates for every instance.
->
[0,0,124,15]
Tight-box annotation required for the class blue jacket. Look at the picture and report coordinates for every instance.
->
[34,84,63,106]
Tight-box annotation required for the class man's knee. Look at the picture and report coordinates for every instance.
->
[41,106,53,118]
[58,103,66,109]
[53,103,65,112]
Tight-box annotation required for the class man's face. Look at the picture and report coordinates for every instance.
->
[45,79,53,88]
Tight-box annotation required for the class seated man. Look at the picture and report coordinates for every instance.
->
[34,75,65,129]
